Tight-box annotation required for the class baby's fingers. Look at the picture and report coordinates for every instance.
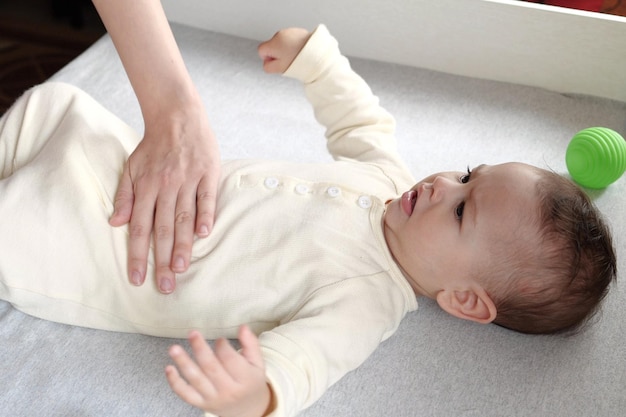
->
[165,362,206,408]
[238,325,265,370]
[167,344,217,406]
[257,41,282,74]
[257,28,311,74]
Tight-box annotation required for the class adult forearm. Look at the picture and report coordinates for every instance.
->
[92,0,200,121]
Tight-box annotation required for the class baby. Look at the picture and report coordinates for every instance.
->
[0,25,616,417]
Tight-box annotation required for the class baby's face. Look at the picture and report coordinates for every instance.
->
[383,162,541,297]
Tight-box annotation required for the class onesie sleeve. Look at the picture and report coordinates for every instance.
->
[283,25,414,188]
[255,273,411,417]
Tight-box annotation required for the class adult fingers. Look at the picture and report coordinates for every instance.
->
[110,162,152,286]
[153,185,177,293]
[171,184,197,274]
[195,174,218,238]
[109,162,134,227]
[125,174,156,287]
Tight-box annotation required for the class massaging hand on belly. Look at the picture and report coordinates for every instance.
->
[93,0,220,294]
[93,0,310,296]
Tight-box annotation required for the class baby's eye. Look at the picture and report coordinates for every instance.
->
[455,202,465,220]
[460,166,473,183]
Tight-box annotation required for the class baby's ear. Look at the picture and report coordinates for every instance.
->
[435,288,497,324]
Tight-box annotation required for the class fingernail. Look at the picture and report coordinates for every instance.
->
[173,256,185,272]
[131,271,142,286]
[160,278,174,293]
[198,225,210,237]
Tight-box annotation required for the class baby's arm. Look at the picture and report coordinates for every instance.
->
[260,25,412,187]
[166,326,274,417]
[258,28,312,75]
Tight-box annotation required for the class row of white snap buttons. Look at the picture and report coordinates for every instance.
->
[263,177,372,209]
[326,186,341,198]
[264,177,280,189]
[295,184,309,195]
[357,195,372,209]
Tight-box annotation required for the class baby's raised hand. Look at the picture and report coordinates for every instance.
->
[166,326,272,417]
[258,27,312,74]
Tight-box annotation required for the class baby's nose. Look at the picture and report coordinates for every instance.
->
[432,175,460,188]
[430,176,460,200]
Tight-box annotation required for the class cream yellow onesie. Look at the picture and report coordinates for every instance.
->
[0,25,417,417]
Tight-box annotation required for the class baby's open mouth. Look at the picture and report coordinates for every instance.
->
[401,190,417,216]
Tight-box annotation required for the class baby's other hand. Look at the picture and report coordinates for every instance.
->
[166,326,272,417]
[258,27,312,74]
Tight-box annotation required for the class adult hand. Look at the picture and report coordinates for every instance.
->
[93,0,220,293]
[110,99,220,294]
[258,27,312,74]
[166,326,273,417]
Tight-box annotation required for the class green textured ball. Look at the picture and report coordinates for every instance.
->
[565,127,626,189]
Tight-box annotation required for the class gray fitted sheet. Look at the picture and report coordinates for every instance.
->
[1,23,625,416]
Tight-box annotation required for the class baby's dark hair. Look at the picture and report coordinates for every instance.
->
[489,169,616,335]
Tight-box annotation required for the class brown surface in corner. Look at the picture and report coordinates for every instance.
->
[602,0,626,15]
[0,36,81,113]
[0,0,105,114]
